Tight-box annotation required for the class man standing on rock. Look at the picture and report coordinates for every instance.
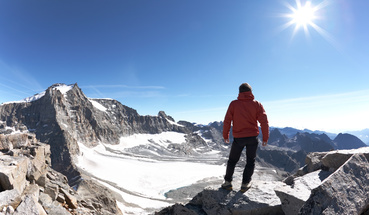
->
[222,83,269,192]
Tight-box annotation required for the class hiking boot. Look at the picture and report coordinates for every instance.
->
[240,182,252,193]
[221,181,232,190]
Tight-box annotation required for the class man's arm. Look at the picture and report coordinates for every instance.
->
[223,103,233,143]
[258,103,269,146]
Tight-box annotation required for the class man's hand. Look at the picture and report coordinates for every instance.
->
[262,141,268,147]
[224,139,230,144]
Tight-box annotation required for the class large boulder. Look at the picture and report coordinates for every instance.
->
[0,155,29,193]
[275,170,331,215]
[13,195,47,215]
[303,147,369,173]
[0,189,21,212]
[27,144,51,182]
[0,133,36,150]
[13,184,47,215]
[275,147,369,215]
[299,153,369,214]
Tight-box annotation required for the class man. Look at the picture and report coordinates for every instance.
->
[222,83,269,192]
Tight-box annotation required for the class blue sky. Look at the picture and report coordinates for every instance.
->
[1,0,368,133]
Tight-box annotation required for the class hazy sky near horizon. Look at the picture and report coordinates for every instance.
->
[1,0,368,133]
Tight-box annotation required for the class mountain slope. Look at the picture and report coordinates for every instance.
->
[333,133,367,149]
[346,129,369,144]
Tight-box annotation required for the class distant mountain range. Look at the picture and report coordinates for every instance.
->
[270,126,369,145]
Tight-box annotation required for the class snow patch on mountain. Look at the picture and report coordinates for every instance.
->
[89,99,107,112]
[52,83,73,94]
[21,91,46,103]
[166,118,184,127]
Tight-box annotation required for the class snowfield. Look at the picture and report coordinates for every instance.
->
[75,132,225,214]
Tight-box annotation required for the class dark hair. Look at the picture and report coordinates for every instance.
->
[239,83,252,93]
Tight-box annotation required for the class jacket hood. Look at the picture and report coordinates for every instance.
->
[238,91,254,100]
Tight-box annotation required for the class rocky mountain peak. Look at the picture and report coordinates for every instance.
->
[158,110,175,122]
[271,128,283,137]
[295,132,334,152]
[333,133,367,149]
[268,128,288,147]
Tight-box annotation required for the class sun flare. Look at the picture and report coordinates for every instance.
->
[280,0,331,40]
[291,1,316,27]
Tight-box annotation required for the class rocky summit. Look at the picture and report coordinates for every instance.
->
[157,147,369,215]
[1,83,369,214]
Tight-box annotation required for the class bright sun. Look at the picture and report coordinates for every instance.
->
[291,1,316,28]
[280,0,331,39]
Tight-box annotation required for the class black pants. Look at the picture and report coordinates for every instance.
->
[224,136,259,184]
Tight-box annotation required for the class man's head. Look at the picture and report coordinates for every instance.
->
[239,83,252,93]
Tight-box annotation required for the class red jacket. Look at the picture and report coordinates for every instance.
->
[223,91,269,142]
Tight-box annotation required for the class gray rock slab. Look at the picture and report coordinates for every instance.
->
[39,193,70,215]
[299,153,369,214]
[0,155,29,193]
[0,189,20,211]
[275,170,331,215]
[14,195,47,215]
[27,144,50,181]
